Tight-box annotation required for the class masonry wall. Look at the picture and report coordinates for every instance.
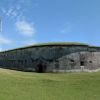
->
[0,45,100,72]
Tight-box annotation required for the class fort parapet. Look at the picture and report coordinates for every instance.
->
[0,42,100,72]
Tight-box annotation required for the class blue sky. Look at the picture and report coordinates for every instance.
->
[0,0,100,51]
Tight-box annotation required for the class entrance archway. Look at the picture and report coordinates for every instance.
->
[80,61,84,66]
[80,61,85,71]
[36,63,46,73]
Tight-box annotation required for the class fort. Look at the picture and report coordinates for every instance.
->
[0,42,100,73]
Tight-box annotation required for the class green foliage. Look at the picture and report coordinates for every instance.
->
[0,68,100,100]
[0,42,88,52]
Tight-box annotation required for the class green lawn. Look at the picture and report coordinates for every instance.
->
[0,68,100,100]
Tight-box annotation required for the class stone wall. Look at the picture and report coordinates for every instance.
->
[0,44,100,72]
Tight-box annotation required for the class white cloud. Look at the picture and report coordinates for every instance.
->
[1,6,22,19]
[0,0,38,21]
[12,11,17,17]
[6,8,13,16]
[15,20,36,36]
[0,36,12,45]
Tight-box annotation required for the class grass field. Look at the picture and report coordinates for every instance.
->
[0,68,100,100]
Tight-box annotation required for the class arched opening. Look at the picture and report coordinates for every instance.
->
[36,63,46,73]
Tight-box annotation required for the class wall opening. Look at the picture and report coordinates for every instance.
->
[36,63,46,73]
[89,61,92,63]
[70,59,74,63]
[80,61,84,66]
[80,61,85,71]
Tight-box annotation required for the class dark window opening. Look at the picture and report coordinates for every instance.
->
[70,59,74,63]
[89,61,92,63]
[80,61,84,66]
[49,59,53,62]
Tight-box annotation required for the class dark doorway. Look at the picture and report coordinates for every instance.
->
[80,61,84,66]
[36,63,46,73]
